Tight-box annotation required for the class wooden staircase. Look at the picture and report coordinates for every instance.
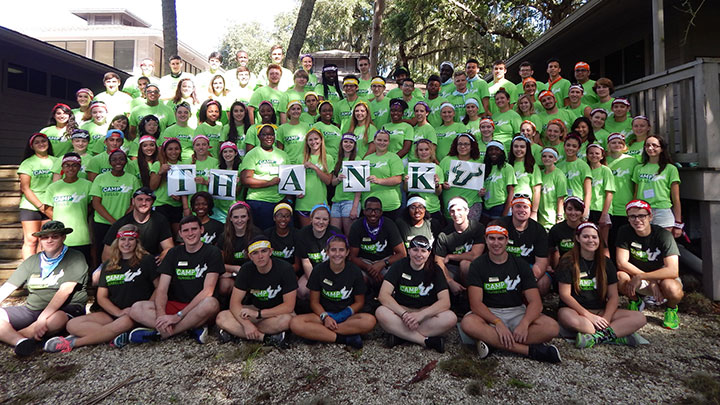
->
[0,165,22,284]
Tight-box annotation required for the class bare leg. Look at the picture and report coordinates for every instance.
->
[416,310,457,337]
[218,276,235,296]
[21,220,41,259]
[128,301,158,328]
[67,312,135,347]
[557,307,595,334]
[660,279,684,307]
[161,297,219,338]
[290,313,375,342]
[606,309,646,337]
[297,275,310,301]
[460,313,530,356]
[0,309,25,346]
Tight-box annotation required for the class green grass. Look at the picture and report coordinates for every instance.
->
[439,355,498,394]
[508,378,534,389]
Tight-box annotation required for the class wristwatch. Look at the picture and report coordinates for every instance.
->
[176,310,183,318]
[320,312,328,321]
[257,309,262,319]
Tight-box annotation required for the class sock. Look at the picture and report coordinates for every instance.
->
[335,334,347,344]
[425,336,442,351]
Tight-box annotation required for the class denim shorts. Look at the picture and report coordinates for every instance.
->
[331,200,360,218]
[651,208,675,228]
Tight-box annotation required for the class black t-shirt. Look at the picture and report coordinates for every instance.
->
[200,218,225,247]
[499,217,548,265]
[226,226,264,266]
[395,217,434,249]
[384,257,448,309]
[616,224,680,272]
[98,255,158,310]
[296,225,342,264]
[307,261,366,313]
[467,254,537,308]
[556,256,618,310]
[158,244,224,303]
[348,217,403,262]
[433,220,485,265]
[235,257,298,310]
[104,212,172,255]
[548,221,576,256]
[264,226,297,266]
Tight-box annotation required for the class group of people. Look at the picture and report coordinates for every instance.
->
[1,46,685,363]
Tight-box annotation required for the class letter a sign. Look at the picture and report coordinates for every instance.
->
[447,160,485,190]
[208,169,238,201]
[278,165,305,195]
[168,165,196,196]
[342,161,370,192]
[407,163,435,193]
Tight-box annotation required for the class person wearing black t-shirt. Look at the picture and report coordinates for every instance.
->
[45,225,158,353]
[191,192,224,247]
[557,222,646,349]
[216,236,297,347]
[220,202,263,296]
[433,197,485,295]
[290,235,376,349]
[615,200,683,330]
[376,235,456,353]
[499,195,550,295]
[395,197,434,249]
[128,216,222,344]
[264,203,299,272]
[461,224,561,363]
[549,196,584,271]
[296,204,342,300]
[349,198,407,288]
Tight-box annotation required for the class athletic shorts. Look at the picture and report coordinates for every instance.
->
[651,208,675,228]
[488,305,527,331]
[19,209,49,222]
[331,200,360,218]
[3,304,85,330]
[360,258,389,282]
[590,210,612,225]
[154,204,183,224]
[164,300,188,315]
[637,277,683,297]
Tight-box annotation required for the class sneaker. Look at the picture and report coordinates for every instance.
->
[110,332,129,348]
[575,332,596,349]
[217,329,234,344]
[628,297,645,312]
[424,336,445,353]
[610,333,640,347]
[14,338,37,357]
[129,327,161,344]
[385,334,403,349]
[476,340,490,359]
[346,334,363,349]
[529,343,562,363]
[190,326,209,344]
[644,295,667,307]
[663,306,680,329]
[263,331,287,348]
[43,336,76,353]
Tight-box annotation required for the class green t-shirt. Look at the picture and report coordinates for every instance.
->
[358,79,372,100]
[352,124,377,159]
[86,153,139,177]
[604,116,632,138]
[446,88,484,123]
[537,109,573,137]
[129,103,175,131]
[332,157,358,204]
[404,163,444,213]
[401,96,426,120]
[296,154,335,211]
[165,98,201,129]
[283,88,307,111]
[426,96,449,128]
[592,98,614,112]
[408,124,437,162]
[387,87,423,100]
[313,122,342,160]
[314,83,342,102]
[625,138,645,161]
[94,90,133,118]
[90,171,141,224]
[249,86,284,122]
[483,162,517,209]
[632,163,681,209]
[580,80,599,106]
[381,122,413,155]
[300,112,320,126]
[439,156,483,212]
[488,78,518,115]
[362,152,404,211]
[538,167,567,229]
[547,77,571,104]
[435,122,467,159]
[513,160,542,196]
[17,155,57,211]
[589,165,616,212]
[609,154,639,216]
[194,122,225,153]
[594,128,611,148]
[277,122,311,164]
[556,158,592,199]
[240,146,290,203]
[51,153,91,180]
[369,98,390,128]
[333,97,362,131]
[43,179,92,246]
[466,77,490,99]
[221,125,248,158]
[39,126,72,157]
[79,121,108,156]
[492,109,522,146]
[194,156,219,193]
[161,124,196,161]
[149,160,183,207]
[564,103,590,122]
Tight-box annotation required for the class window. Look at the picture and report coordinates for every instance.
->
[50,75,67,99]
[93,40,135,71]
[94,15,113,25]
[47,41,87,56]
[6,63,47,95]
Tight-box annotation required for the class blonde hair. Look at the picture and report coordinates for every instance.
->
[303,129,329,172]
[349,102,374,144]
[105,224,148,272]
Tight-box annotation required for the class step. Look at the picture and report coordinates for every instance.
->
[0,166,19,178]
[0,207,19,224]
[0,260,22,284]
[0,192,20,208]
[0,179,19,192]
[0,241,23,260]
[0,224,22,241]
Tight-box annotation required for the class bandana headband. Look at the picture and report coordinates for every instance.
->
[576,221,598,235]
[116,231,139,239]
[539,90,555,100]
[409,236,431,250]
[248,240,271,253]
[61,155,82,165]
[406,196,426,208]
[220,141,238,152]
[485,225,508,237]
[625,199,651,214]
[139,135,156,145]
[541,147,559,159]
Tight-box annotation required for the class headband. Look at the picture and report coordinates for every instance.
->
[206,100,220,108]
[512,135,531,145]
[625,199,651,214]
[522,77,537,86]
[590,108,608,116]
[406,196,426,208]
[133,188,156,199]
[304,91,319,100]
[286,100,303,111]
[486,140,505,151]
[511,196,532,207]
[326,232,349,247]
[220,141,238,152]
[457,132,476,143]
[521,120,537,131]
[310,203,330,217]
[370,77,386,86]
[106,129,124,139]
[538,90,555,100]
[108,148,127,158]
[415,101,430,111]
[258,100,274,109]
[341,133,357,142]
[414,137,434,145]
[480,118,495,128]
[408,236,431,250]
[439,61,454,70]
[145,83,160,91]
[273,203,293,215]
[612,98,631,107]
[569,84,584,93]
[192,134,209,144]
[632,115,650,124]
[547,119,567,131]
[541,147,559,159]
[607,133,625,143]
[565,132,582,143]
[576,221,599,235]
[139,135,156,145]
[52,103,70,111]
[485,225,508,237]
[447,197,469,212]
[439,102,455,111]
[116,230,139,239]
[61,155,82,165]
[343,78,359,87]
[322,65,338,72]
[229,201,252,214]
[161,137,181,149]
[464,98,480,108]
[71,129,90,140]
[248,239,272,254]
[90,102,108,111]
[587,143,604,151]
[575,62,590,70]
[374,129,391,140]
[564,196,585,209]
[76,88,94,98]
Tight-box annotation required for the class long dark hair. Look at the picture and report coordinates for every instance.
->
[48,104,78,140]
[409,235,439,286]
[219,146,241,170]
[23,133,54,160]
[641,135,674,175]
[321,65,343,101]
[138,115,160,138]
[483,145,507,181]
[227,101,251,143]
[257,101,277,125]
[137,138,158,187]
[198,99,222,125]
[558,226,608,301]
[449,134,480,160]
[222,203,256,264]
[333,137,357,176]
[508,136,536,174]
[570,116,596,145]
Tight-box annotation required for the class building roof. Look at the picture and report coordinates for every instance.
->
[312,50,363,58]
[71,9,151,28]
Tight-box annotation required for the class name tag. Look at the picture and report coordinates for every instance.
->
[178,261,188,266]
[579,272,588,278]
[643,188,655,199]
[401,273,412,280]
[630,242,642,249]
[488,277,499,282]
[323,278,333,286]
[362,237,371,242]
[508,239,514,244]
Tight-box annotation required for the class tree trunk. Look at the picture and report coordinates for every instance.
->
[161,0,178,75]
[369,0,385,75]
[285,0,317,72]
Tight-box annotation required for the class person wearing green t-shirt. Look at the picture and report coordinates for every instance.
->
[439,133,484,219]
[516,94,544,136]
[150,138,186,234]
[446,71,485,123]
[438,61,455,97]
[334,76,362,130]
[232,66,255,103]
[487,61,518,115]
[491,89,522,146]
[462,98,483,140]
[557,133,592,220]
[277,101,311,164]
[249,65,286,124]
[573,61,599,106]
[604,98,633,138]
[397,78,424,123]
[300,54,318,92]
[300,92,321,125]
[312,103,342,159]
[347,102,377,159]
[94,72,133,119]
[356,55,373,99]
[86,130,138,181]
[435,103,467,159]
[369,76,390,128]
[509,136,542,219]
[165,78,201,129]
[212,141,242,223]
[40,103,78,157]
[315,64,343,102]
[546,58,571,106]
[606,134,639,251]
[362,130,404,218]
[570,116,598,161]
[295,129,335,221]
[632,135,682,237]
[406,139,444,231]
[18,133,57,259]
[73,88,94,126]
[189,135,219,194]
[586,144,615,254]
[284,69,309,112]
[161,102,196,161]
[409,102,437,163]
[425,75,449,128]
[90,149,141,262]
[128,84,174,139]
[514,62,548,98]
[590,108,610,147]
[386,67,424,100]
[194,99,225,152]
[244,101,279,149]
[565,84,591,122]
[240,124,290,230]
[544,119,567,163]
[480,141,517,221]
[51,129,92,181]
[537,91,573,139]
[81,102,110,156]
[626,115,651,161]
[537,147,567,230]
[518,121,544,164]
[476,118,496,161]
[92,115,132,157]
[382,99,414,158]
[222,101,252,160]
[330,134,363,235]
[464,59,491,114]
[44,153,92,263]
[592,77,615,111]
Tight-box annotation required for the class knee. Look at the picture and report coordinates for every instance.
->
[374,305,393,323]
[662,280,684,300]
[358,313,377,328]
[439,310,458,326]
[129,301,151,319]
[25,234,38,244]
[275,314,293,330]
[215,310,233,327]
[199,297,220,316]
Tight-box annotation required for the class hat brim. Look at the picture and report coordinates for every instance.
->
[32,228,73,237]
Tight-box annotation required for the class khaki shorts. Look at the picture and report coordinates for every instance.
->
[637,277,683,296]
[488,305,527,331]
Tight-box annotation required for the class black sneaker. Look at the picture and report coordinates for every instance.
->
[385,334,403,348]
[14,338,37,357]
[529,343,562,363]
[217,329,234,344]
[263,332,288,348]
[345,334,363,349]
[425,336,445,353]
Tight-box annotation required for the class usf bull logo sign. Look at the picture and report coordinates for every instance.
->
[448,160,485,190]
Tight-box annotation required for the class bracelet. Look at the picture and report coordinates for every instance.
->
[673,222,684,229]
[492,318,502,325]
[320,312,328,321]
[401,311,408,317]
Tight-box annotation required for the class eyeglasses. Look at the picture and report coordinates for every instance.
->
[513,193,531,199]
[146,90,159,94]
[364,207,382,213]
[457,142,472,147]
[408,205,426,210]
[628,214,649,221]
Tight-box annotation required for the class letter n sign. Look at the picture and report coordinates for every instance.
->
[342,160,370,192]
[278,165,305,195]
[208,169,238,200]
[407,163,435,193]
